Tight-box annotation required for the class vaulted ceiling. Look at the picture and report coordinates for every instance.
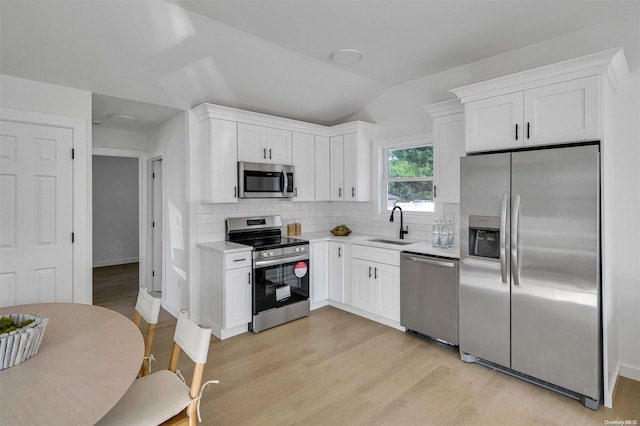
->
[1,0,638,131]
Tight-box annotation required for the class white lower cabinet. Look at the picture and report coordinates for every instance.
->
[351,246,400,322]
[328,241,349,304]
[310,241,329,308]
[200,248,252,339]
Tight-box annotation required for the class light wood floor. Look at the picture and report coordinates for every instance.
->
[94,263,640,426]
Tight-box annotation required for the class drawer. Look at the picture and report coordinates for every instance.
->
[225,251,252,270]
[352,245,400,266]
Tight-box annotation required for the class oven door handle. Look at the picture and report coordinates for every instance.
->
[254,254,309,269]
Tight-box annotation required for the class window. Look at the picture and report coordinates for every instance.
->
[383,144,434,213]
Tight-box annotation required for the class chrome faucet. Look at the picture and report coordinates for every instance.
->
[389,206,409,239]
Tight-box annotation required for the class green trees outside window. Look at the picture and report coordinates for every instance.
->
[386,145,434,212]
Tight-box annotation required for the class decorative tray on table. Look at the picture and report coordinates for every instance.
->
[0,313,49,370]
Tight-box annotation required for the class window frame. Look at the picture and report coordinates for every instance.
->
[373,133,436,217]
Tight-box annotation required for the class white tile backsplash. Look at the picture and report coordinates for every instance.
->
[196,199,460,244]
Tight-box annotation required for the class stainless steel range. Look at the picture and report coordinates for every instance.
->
[226,215,310,333]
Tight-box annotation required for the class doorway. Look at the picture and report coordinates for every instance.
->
[92,152,142,303]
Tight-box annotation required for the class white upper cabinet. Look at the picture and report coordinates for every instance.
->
[464,77,599,152]
[190,108,238,203]
[238,123,292,164]
[329,123,375,202]
[425,100,465,204]
[523,76,599,145]
[314,136,331,201]
[190,104,375,203]
[291,132,315,201]
[465,92,524,152]
[450,50,623,153]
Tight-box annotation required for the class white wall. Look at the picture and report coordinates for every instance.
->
[612,73,640,380]
[147,112,189,317]
[92,155,139,267]
[93,126,149,151]
[0,74,92,121]
[349,14,640,140]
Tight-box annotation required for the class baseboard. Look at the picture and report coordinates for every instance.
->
[93,257,139,267]
[311,299,330,311]
[327,301,405,332]
[619,362,640,382]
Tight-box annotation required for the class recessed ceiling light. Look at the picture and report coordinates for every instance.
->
[330,49,363,65]
[108,114,138,122]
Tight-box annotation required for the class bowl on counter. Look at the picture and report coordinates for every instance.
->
[330,229,352,236]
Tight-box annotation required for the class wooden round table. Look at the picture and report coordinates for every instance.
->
[0,303,144,425]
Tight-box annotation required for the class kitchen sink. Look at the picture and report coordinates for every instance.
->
[367,238,414,246]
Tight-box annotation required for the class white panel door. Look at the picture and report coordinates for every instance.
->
[0,120,73,307]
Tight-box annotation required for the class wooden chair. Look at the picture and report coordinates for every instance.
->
[97,310,215,426]
[134,286,162,377]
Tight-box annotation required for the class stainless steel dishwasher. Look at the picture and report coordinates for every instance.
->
[400,252,459,345]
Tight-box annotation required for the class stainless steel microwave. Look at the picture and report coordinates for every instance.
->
[238,161,294,198]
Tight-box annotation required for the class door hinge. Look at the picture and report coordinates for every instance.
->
[71,148,75,159]
[71,232,75,243]
[152,270,155,277]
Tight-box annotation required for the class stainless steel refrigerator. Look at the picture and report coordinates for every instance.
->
[459,143,600,409]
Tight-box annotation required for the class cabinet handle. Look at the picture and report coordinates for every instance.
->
[263,148,266,159]
[294,187,298,197]
[434,185,437,199]
[515,123,519,141]
[368,266,372,278]
[248,272,251,285]
[339,187,342,198]
[338,247,341,258]
[351,187,355,197]
[234,186,237,198]
[233,258,246,262]
[527,122,530,139]
[269,148,272,159]
[374,267,378,279]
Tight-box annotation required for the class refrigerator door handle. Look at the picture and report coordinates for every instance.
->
[512,194,521,286]
[500,193,508,284]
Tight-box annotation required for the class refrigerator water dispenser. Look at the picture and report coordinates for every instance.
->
[469,215,500,259]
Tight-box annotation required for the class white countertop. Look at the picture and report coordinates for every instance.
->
[299,231,460,259]
[197,241,253,253]
[198,232,459,258]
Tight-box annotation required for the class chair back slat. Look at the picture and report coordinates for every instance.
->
[173,311,211,365]
[135,287,161,325]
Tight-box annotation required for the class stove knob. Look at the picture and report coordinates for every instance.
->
[262,252,269,258]
[295,247,301,252]
[269,251,274,257]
